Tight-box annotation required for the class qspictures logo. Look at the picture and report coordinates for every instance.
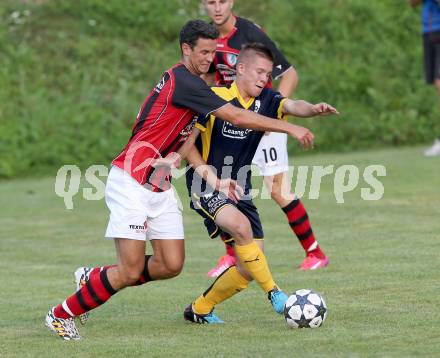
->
[54,158,386,210]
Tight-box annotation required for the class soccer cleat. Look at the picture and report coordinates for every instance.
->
[207,254,236,278]
[45,308,81,341]
[74,267,92,325]
[268,287,289,314]
[424,139,440,157]
[183,304,224,324]
[299,255,329,271]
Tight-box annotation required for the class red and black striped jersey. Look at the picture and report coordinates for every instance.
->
[112,63,227,189]
[210,16,292,86]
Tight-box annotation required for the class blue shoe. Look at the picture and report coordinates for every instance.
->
[268,287,288,314]
[183,304,224,324]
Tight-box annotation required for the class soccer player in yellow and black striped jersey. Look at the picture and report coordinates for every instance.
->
[183,43,338,323]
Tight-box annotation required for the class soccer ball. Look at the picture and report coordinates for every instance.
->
[284,289,327,329]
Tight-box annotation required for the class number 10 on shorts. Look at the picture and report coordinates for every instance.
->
[262,147,278,163]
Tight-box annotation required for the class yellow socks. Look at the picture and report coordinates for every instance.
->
[235,241,276,293]
[193,266,249,315]
[192,241,277,315]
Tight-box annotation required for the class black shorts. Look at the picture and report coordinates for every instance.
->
[423,31,440,84]
[190,190,264,240]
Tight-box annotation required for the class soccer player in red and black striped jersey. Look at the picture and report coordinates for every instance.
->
[202,0,329,275]
[45,19,316,340]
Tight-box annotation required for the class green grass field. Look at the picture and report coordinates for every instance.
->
[1,146,439,357]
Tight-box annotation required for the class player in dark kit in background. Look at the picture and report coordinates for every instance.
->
[202,0,329,276]
[183,43,338,323]
[410,0,440,156]
[44,20,316,340]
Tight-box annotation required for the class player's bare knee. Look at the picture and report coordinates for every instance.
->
[271,178,282,192]
[162,259,184,278]
[230,220,252,242]
[119,266,143,285]
[270,183,295,206]
[234,223,252,240]
[155,252,184,278]
[162,267,182,278]
[268,177,282,198]
[270,188,283,203]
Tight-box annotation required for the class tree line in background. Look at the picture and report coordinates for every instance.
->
[0,0,438,178]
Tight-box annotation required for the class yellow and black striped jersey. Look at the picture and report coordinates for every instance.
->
[186,82,287,196]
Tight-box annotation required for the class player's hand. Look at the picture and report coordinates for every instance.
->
[288,124,314,149]
[152,152,182,169]
[312,103,339,116]
[216,178,244,202]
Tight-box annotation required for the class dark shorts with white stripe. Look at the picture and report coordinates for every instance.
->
[423,31,440,84]
[190,190,264,241]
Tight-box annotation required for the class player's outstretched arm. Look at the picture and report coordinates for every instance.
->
[186,145,243,202]
[282,100,339,118]
[214,103,315,149]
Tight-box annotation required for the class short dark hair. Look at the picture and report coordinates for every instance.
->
[179,19,219,49]
[237,42,275,64]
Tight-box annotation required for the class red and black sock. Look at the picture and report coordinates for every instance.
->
[84,255,154,286]
[53,256,155,319]
[54,267,117,319]
[88,265,116,277]
[282,198,325,259]
[134,255,154,285]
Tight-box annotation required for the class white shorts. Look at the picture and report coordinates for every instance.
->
[104,166,184,241]
[252,132,289,176]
